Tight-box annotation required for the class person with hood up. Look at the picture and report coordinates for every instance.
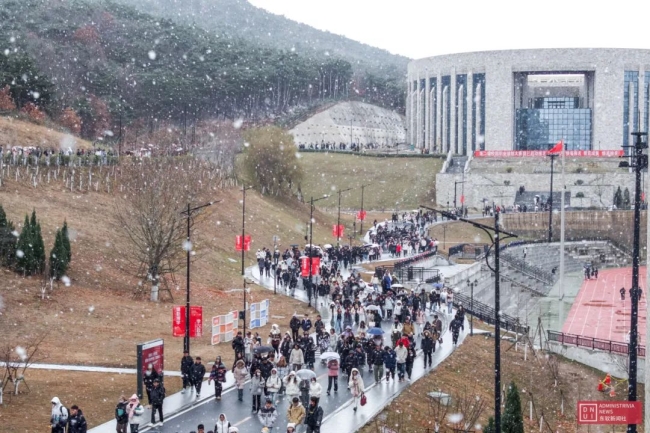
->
[114,395,129,433]
[286,423,297,433]
[258,398,278,430]
[308,377,322,406]
[395,341,408,381]
[208,356,228,400]
[233,359,249,402]
[269,324,282,355]
[250,369,265,413]
[50,397,69,433]
[286,397,305,430]
[390,319,403,347]
[289,314,301,341]
[393,300,403,322]
[347,368,365,412]
[214,413,230,433]
[266,368,282,403]
[289,343,304,371]
[421,331,435,368]
[67,405,87,433]
[449,315,464,345]
[326,358,339,395]
[283,372,300,403]
[126,394,144,432]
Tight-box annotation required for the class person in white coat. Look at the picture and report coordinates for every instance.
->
[283,371,300,402]
[394,341,408,381]
[347,368,365,412]
[308,377,322,406]
[214,413,231,433]
[126,394,144,433]
[266,368,282,403]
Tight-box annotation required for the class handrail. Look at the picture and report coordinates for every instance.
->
[454,293,529,335]
[547,330,645,357]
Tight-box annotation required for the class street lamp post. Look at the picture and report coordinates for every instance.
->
[621,131,647,433]
[241,186,253,340]
[421,204,518,433]
[467,279,478,336]
[308,195,329,307]
[180,199,221,354]
[336,188,353,246]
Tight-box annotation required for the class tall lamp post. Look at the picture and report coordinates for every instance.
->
[467,279,478,336]
[180,199,221,354]
[336,187,353,246]
[620,132,647,433]
[421,204,518,433]
[308,195,330,307]
[241,186,254,340]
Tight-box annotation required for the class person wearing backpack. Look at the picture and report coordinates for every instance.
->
[50,397,69,433]
[150,379,166,426]
[114,396,129,433]
[126,394,144,433]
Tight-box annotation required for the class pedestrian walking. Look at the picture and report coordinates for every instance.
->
[450,316,464,345]
[208,356,228,400]
[114,396,129,433]
[371,345,385,383]
[395,341,407,381]
[286,397,306,432]
[214,413,231,433]
[126,394,144,433]
[258,398,278,431]
[283,371,300,402]
[308,377,322,406]
[266,368,282,403]
[180,350,194,394]
[233,359,249,402]
[149,379,165,426]
[68,405,87,433]
[50,397,69,433]
[289,343,304,371]
[304,396,324,433]
[405,344,416,380]
[383,346,397,381]
[250,369,265,413]
[326,358,339,395]
[422,331,434,368]
[348,368,365,412]
[192,357,206,399]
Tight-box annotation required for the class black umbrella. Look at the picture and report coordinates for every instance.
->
[254,346,274,355]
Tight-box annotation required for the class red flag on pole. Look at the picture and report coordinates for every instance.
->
[460,195,465,204]
[172,306,203,337]
[356,210,367,221]
[311,257,321,275]
[547,140,564,155]
[300,257,310,277]
[235,235,252,251]
[332,225,344,237]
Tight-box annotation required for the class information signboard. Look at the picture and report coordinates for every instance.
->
[577,401,642,424]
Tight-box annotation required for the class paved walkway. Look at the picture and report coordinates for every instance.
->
[90,251,468,433]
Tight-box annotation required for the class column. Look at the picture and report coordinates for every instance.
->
[410,82,416,146]
[476,82,483,150]
[416,75,422,148]
[467,72,474,153]
[629,81,635,143]
[436,72,442,152]
[406,78,412,145]
[430,86,436,153]
[640,68,646,135]
[450,69,457,154]
[442,86,448,152]
[458,84,465,155]
[425,70,431,151]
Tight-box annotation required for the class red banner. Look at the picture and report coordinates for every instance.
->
[300,257,321,277]
[172,306,203,337]
[332,225,344,237]
[235,235,251,251]
[577,401,642,424]
[137,339,164,398]
[474,150,624,158]
[459,195,465,204]
[357,210,367,221]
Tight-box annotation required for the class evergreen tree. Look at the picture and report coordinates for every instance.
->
[33,222,46,274]
[0,205,17,267]
[484,417,496,433]
[49,229,68,280]
[15,215,33,275]
[61,220,71,264]
[502,381,524,433]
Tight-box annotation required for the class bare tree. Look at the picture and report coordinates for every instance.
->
[114,158,225,301]
[0,332,48,401]
[447,388,487,433]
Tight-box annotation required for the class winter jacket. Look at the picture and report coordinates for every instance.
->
[301,319,312,332]
[450,317,464,334]
[304,405,324,429]
[309,381,322,398]
[180,355,194,376]
[422,336,435,352]
[191,363,206,383]
[371,348,385,366]
[290,317,301,331]
[150,385,165,405]
[209,362,228,383]
[406,347,416,365]
[327,359,340,377]
[214,414,231,433]
[126,396,144,426]
[348,371,365,397]
[390,322,403,336]
[68,409,88,433]
[143,369,160,390]
[115,401,128,425]
[258,405,278,427]
[250,374,265,395]
[266,374,282,393]
[395,346,408,364]
[383,349,397,369]
[233,365,249,389]
[402,322,414,336]
[287,402,306,425]
[289,348,304,365]
[283,374,300,396]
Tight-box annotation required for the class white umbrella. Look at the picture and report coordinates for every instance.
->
[364,305,381,311]
[391,284,405,288]
[296,369,317,380]
[319,351,340,361]
[323,244,333,249]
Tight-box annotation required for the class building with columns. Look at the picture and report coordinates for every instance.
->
[407,48,650,155]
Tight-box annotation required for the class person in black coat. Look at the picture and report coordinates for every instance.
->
[421,331,435,368]
[449,316,464,345]
[142,364,161,405]
[150,379,166,425]
[232,332,245,359]
[304,396,324,433]
[405,345,417,380]
[180,351,194,393]
[191,357,206,398]
[68,405,87,433]
[290,315,301,341]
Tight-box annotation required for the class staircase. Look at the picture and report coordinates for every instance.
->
[446,156,468,174]
[513,191,570,210]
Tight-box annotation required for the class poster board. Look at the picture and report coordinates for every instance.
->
[211,310,239,345]
[136,339,164,399]
[249,299,270,330]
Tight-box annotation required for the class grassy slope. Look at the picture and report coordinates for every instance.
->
[0,116,93,150]
[297,153,442,211]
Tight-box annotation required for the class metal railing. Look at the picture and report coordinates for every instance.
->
[376,265,441,284]
[547,330,646,357]
[454,293,529,335]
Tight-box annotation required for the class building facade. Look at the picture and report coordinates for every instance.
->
[407,48,650,155]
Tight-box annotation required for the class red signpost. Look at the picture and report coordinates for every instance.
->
[172,306,203,338]
[577,401,642,424]
[235,235,251,251]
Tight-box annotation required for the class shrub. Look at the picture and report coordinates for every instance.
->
[505,167,513,173]
[20,102,46,123]
[0,85,16,111]
[59,107,82,134]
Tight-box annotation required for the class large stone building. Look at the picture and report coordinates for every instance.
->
[406,48,650,154]
[406,49,649,209]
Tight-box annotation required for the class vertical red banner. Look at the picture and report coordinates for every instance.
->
[172,306,203,337]
[332,225,344,237]
[357,210,367,221]
[311,257,321,275]
[300,257,310,277]
[235,235,252,251]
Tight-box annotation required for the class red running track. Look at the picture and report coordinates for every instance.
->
[561,267,647,346]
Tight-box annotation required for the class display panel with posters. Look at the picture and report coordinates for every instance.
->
[211,310,239,345]
[136,339,164,399]
[249,299,270,330]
